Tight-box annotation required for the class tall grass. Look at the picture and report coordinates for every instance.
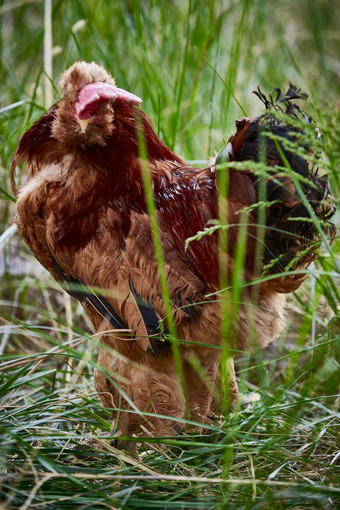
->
[1,1,339,508]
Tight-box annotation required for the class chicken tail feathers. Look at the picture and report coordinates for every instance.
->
[253,84,309,118]
[225,84,336,285]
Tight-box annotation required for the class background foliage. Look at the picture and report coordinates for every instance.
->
[0,0,339,509]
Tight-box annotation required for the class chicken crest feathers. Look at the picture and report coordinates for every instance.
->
[60,60,116,102]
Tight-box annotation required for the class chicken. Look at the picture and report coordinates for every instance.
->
[11,61,336,448]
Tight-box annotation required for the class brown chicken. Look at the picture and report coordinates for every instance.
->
[11,61,335,448]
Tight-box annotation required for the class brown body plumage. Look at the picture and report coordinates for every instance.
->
[11,62,335,448]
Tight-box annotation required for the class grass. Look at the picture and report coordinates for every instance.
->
[1,0,340,508]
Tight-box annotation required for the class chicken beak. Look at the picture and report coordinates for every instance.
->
[76,116,92,134]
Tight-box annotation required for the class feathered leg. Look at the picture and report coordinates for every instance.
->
[183,357,219,432]
[94,348,186,448]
